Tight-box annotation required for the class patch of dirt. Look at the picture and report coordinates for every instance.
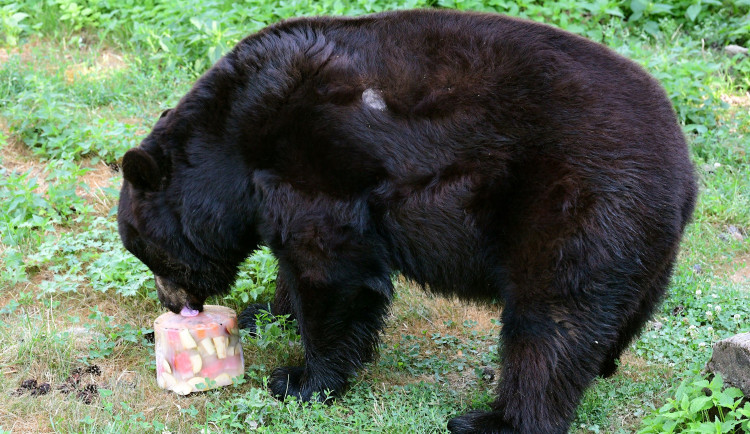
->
[373,279,501,392]
[0,131,48,192]
[78,159,121,214]
[442,366,496,394]
[63,48,128,83]
[728,253,750,286]
[1,37,128,78]
[1,134,120,214]
[618,353,661,378]
[0,39,42,64]
[391,277,500,334]
[0,418,47,434]
[721,93,750,107]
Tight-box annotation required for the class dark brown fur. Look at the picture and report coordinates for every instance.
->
[118,9,696,433]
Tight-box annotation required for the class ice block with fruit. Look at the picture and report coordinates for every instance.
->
[154,305,244,395]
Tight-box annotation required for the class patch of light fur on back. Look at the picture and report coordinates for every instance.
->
[362,88,387,111]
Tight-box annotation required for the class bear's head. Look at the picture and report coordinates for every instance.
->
[117,34,347,314]
[118,102,261,314]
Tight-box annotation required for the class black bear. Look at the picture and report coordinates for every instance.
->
[118,9,697,433]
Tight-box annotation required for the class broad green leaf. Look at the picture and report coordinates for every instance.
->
[630,0,647,20]
[686,4,701,21]
[688,395,713,414]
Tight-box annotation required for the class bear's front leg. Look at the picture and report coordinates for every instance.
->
[268,264,393,402]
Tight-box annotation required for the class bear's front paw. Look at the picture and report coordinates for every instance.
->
[269,366,338,403]
[447,410,514,434]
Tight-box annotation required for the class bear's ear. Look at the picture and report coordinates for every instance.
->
[122,148,162,191]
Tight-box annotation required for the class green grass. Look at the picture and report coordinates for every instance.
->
[1,0,749,432]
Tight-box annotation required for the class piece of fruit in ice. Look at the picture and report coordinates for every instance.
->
[194,322,219,340]
[162,358,172,374]
[172,382,192,396]
[179,328,197,349]
[173,351,202,375]
[200,338,216,355]
[187,377,209,390]
[158,372,177,389]
[214,373,233,386]
[213,336,228,359]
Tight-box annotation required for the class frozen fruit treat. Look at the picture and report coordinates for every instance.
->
[154,305,244,395]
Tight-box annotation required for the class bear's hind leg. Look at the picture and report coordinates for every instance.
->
[598,304,651,378]
[599,260,675,378]
[449,298,618,434]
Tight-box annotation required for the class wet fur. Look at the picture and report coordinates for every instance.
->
[118,9,696,433]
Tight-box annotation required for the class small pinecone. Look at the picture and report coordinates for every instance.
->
[480,367,496,383]
[66,370,82,386]
[58,382,76,395]
[85,365,102,376]
[20,379,38,390]
[143,331,155,343]
[31,383,51,396]
[58,374,81,395]
[77,384,98,405]
[12,379,39,396]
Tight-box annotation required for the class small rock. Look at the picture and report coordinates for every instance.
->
[725,45,749,56]
[706,332,750,396]
[727,225,744,241]
[702,163,718,174]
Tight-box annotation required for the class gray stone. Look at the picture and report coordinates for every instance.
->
[725,45,748,56]
[706,332,750,396]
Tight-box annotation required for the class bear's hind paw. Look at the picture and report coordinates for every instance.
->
[447,410,514,434]
[237,303,272,335]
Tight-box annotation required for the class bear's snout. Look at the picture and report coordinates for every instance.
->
[155,275,204,314]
